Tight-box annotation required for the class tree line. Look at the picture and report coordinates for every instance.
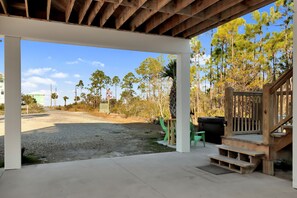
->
[59,0,292,121]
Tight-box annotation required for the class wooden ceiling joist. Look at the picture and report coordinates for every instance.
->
[65,0,76,23]
[145,0,195,33]
[47,0,51,20]
[159,15,189,34]
[130,0,171,31]
[87,0,104,26]
[100,0,123,27]
[158,0,219,35]
[184,0,276,38]
[170,0,220,36]
[0,0,7,15]
[172,0,244,36]
[78,0,92,24]
[25,0,29,17]
[115,0,147,29]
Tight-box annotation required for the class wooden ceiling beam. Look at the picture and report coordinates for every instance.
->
[25,0,29,17]
[145,0,194,33]
[100,0,123,27]
[47,0,51,20]
[158,0,219,35]
[0,0,7,15]
[115,0,147,29]
[65,0,76,23]
[130,0,171,31]
[184,0,275,38]
[172,0,244,36]
[159,15,189,34]
[78,0,92,24]
[87,0,104,26]
[96,0,196,16]
[172,0,219,36]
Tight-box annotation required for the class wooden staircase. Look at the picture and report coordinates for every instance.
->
[210,68,293,174]
[210,145,265,174]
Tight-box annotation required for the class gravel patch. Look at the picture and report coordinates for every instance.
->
[0,110,173,164]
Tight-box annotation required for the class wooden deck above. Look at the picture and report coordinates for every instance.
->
[0,0,275,38]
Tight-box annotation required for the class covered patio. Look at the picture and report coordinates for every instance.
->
[0,0,296,194]
[0,145,296,198]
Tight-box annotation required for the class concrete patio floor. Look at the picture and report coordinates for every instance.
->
[0,143,295,198]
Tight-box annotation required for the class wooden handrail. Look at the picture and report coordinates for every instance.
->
[267,68,293,135]
[233,92,262,96]
[270,115,292,134]
[269,68,293,94]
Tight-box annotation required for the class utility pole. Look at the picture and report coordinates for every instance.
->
[74,86,77,104]
[50,84,52,107]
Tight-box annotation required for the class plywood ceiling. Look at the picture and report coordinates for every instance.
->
[0,0,275,39]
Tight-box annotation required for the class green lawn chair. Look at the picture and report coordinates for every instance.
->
[159,117,169,141]
[190,122,205,147]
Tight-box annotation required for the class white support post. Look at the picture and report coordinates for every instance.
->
[4,36,21,169]
[293,1,297,189]
[176,53,191,152]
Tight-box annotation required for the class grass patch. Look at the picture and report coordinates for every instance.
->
[22,154,42,165]
[144,137,175,153]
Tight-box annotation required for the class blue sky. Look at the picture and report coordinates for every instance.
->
[0,3,276,106]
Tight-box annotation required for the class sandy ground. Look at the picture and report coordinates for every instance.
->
[0,110,173,164]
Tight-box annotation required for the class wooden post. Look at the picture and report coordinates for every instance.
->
[262,83,274,175]
[225,87,234,137]
[262,83,273,145]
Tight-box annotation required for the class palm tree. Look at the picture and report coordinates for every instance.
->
[63,96,69,106]
[51,93,58,107]
[161,60,176,118]
[112,76,120,100]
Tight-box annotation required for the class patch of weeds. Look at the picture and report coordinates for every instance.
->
[144,138,175,153]
[0,160,4,168]
[275,159,292,171]
[22,154,42,165]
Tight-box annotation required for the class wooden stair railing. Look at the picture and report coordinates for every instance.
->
[262,68,293,175]
[262,68,293,145]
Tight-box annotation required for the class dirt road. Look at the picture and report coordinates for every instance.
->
[0,111,173,164]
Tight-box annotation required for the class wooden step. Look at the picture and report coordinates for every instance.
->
[271,132,288,138]
[217,145,265,157]
[209,155,255,174]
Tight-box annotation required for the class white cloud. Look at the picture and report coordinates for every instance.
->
[24,76,56,86]
[51,72,69,78]
[91,61,105,67]
[74,74,80,78]
[22,81,38,89]
[65,80,75,85]
[66,60,80,65]
[47,56,52,60]
[66,58,105,67]
[191,54,210,66]
[24,67,54,76]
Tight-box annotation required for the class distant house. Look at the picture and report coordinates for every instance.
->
[0,73,4,104]
[28,93,45,106]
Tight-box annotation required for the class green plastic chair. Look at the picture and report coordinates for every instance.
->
[159,117,169,141]
[190,122,205,147]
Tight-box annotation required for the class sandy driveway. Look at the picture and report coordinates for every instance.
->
[0,111,173,164]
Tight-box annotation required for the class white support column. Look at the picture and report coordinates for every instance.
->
[293,1,297,189]
[176,53,191,152]
[4,36,21,169]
